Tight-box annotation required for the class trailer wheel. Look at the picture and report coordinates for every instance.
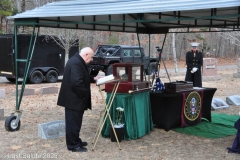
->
[5,115,21,131]
[106,64,113,75]
[46,70,58,83]
[148,62,158,75]
[6,78,16,82]
[30,70,43,84]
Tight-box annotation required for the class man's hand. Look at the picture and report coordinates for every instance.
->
[94,76,105,81]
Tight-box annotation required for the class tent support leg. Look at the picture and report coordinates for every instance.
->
[5,25,39,131]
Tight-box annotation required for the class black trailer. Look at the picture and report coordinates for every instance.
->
[0,34,78,84]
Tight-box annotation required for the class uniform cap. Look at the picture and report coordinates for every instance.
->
[190,42,200,47]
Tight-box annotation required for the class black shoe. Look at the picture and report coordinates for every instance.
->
[80,141,88,147]
[69,146,87,152]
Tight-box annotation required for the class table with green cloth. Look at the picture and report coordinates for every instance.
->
[101,91,153,140]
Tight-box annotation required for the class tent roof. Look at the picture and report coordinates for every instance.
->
[8,0,240,33]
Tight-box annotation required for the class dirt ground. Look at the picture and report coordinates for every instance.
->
[0,58,240,160]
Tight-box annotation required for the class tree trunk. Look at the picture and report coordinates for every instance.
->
[165,36,171,60]
[179,35,184,59]
[210,33,213,57]
[64,31,70,66]
[172,31,179,73]
[216,36,222,57]
[0,17,3,31]
[220,38,225,57]
[21,0,25,12]
[64,47,70,66]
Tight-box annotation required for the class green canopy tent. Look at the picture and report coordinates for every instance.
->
[4,0,240,131]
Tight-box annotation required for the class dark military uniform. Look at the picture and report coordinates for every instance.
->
[185,50,203,87]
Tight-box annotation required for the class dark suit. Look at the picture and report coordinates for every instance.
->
[57,53,93,150]
[185,50,203,87]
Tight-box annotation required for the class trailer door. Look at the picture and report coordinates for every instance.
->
[0,35,14,77]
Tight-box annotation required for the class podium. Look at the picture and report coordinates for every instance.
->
[92,76,122,150]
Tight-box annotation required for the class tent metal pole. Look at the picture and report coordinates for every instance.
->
[17,26,39,110]
[14,25,19,111]
[11,25,39,129]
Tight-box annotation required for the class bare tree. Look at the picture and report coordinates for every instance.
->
[41,28,86,65]
[34,0,60,7]
[216,28,240,47]
[214,28,240,57]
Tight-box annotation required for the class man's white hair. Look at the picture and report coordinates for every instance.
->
[79,47,93,56]
[80,47,88,55]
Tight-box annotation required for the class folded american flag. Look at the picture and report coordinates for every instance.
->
[152,77,165,92]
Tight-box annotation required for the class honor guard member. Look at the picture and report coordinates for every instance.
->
[185,42,203,87]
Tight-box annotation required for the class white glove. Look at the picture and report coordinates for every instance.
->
[191,67,198,73]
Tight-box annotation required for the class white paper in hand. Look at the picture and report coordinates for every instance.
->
[96,74,114,85]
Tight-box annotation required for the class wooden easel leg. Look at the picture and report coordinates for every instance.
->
[92,86,106,144]
[92,82,121,150]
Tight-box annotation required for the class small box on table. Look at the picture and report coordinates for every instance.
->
[105,63,150,93]
[164,81,193,93]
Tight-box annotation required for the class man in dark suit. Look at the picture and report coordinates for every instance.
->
[185,42,203,87]
[57,47,98,152]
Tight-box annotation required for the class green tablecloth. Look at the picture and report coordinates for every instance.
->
[101,91,153,140]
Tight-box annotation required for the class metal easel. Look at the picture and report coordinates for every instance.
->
[151,34,171,87]
[92,78,121,150]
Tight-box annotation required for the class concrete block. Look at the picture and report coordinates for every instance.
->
[226,95,240,106]
[233,73,240,78]
[237,68,240,73]
[0,88,5,98]
[211,98,229,110]
[0,108,4,120]
[11,88,35,96]
[38,120,65,139]
[38,87,58,94]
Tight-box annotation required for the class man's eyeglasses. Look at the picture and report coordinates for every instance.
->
[192,46,197,49]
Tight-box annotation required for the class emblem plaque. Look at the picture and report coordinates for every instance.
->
[184,92,201,121]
